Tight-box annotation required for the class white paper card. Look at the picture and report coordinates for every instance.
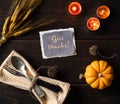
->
[39,28,77,59]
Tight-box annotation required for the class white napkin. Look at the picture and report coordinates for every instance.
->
[0,50,70,104]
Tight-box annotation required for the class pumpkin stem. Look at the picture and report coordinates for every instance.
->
[98,73,103,77]
[79,74,85,79]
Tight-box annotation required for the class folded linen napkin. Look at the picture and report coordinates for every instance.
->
[0,50,70,104]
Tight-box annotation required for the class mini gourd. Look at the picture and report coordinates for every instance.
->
[79,60,114,90]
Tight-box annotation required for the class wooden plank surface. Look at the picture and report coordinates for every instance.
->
[0,0,120,104]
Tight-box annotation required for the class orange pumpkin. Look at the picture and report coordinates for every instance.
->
[84,60,114,90]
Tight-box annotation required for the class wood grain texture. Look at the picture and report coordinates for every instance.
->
[0,0,120,104]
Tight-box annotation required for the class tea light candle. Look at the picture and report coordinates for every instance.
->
[87,17,100,31]
[96,5,110,19]
[68,2,82,15]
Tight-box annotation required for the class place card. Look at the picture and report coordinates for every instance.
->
[39,28,77,59]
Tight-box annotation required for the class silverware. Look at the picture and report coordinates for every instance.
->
[3,63,62,93]
[11,56,45,97]
[3,64,25,77]
[11,56,62,93]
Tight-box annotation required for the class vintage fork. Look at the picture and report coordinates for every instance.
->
[3,64,25,77]
[3,64,62,93]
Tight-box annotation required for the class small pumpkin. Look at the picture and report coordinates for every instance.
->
[84,60,114,90]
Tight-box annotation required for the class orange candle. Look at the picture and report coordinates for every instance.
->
[96,5,110,19]
[87,17,100,31]
[68,2,82,15]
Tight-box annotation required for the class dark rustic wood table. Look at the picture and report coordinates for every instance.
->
[0,0,120,104]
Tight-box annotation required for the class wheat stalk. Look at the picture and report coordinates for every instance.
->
[0,0,53,46]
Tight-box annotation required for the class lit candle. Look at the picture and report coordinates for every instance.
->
[96,5,110,19]
[87,17,100,31]
[68,2,82,15]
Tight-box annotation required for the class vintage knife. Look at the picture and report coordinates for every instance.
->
[3,64,61,93]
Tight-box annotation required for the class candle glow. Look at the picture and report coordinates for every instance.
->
[96,5,110,19]
[87,17,100,31]
[68,2,82,15]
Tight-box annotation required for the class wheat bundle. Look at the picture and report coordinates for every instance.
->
[0,0,53,46]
